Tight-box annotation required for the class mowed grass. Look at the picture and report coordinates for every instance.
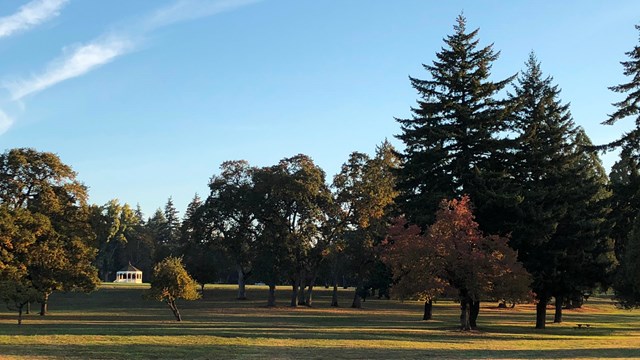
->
[0,285,639,359]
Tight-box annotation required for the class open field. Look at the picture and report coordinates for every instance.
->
[0,285,639,359]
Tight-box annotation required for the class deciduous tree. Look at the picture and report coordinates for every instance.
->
[252,155,332,307]
[0,148,99,315]
[201,161,258,300]
[333,142,399,308]
[147,256,200,321]
[428,196,529,330]
[385,197,529,330]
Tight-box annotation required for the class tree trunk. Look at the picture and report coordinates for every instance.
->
[39,293,49,316]
[267,283,276,307]
[351,290,362,309]
[305,272,317,306]
[460,298,471,331]
[570,297,583,308]
[331,283,339,307]
[18,303,25,325]
[290,281,298,307]
[423,299,433,320]
[554,296,563,323]
[305,285,314,306]
[200,283,206,298]
[168,300,182,321]
[297,269,307,305]
[237,265,247,300]
[536,298,547,329]
[469,300,480,329]
[26,302,30,315]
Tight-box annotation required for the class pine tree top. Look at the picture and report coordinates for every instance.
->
[599,23,640,154]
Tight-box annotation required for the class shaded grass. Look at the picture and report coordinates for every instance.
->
[0,285,639,359]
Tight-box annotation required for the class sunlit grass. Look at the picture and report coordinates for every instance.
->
[0,285,638,359]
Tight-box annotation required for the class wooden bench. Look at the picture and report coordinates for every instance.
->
[574,323,592,329]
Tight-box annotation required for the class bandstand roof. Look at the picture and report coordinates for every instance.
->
[119,263,142,272]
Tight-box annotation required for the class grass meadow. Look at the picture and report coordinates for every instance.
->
[0,284,639,359]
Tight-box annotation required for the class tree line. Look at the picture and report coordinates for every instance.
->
[1,16,639,330]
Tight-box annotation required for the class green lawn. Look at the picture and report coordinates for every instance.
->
[0,284,638,359]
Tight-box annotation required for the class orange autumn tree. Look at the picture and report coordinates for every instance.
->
[384,196,531,330]
[383,217,446,320]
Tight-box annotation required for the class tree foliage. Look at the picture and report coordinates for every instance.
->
[200,161,258,300]
[147,256,200,321]
[395,15,514,229]
[600,24,640,156]
[384,197,529,330]
[0,148,99,316]
[334,141,399,308]
[505,55,614,327]
[615,213,640,308]
[252,154,333,307]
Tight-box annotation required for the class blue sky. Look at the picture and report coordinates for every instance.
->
[0,0,638,217]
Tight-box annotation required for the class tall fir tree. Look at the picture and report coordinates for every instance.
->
[163,197,181,247]
[600,24,640,156]
[507,54,614,328]
[615,212,640,308]
[147,208,170,261]
[609,148,640,259]
[395,15,514,229]
[549,130,615,321]
[507,54,577,329]
[597,22,640,309]
[610,149,640,307]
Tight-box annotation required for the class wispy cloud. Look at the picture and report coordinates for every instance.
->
[0,0,69,38]
[0,0,259,133]
[144,0,260,30]
[0,108,14,135]
[4,36,134,100]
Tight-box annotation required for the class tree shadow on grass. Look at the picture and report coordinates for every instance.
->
[0,343,637,359]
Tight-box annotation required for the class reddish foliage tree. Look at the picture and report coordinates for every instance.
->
[384,196,531,330]
[382,217,447,320]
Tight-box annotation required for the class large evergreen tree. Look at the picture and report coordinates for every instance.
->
[507,55,614,328]
[600,24,640,307]
[600,24,640,156]
[610,149,640,307]
[395,15,514,229]
[549,130,615,321]
[180,194,220,294]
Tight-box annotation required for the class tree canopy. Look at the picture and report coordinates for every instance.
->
[147,256,200,321]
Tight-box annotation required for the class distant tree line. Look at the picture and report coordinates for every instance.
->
[1,16,640,330]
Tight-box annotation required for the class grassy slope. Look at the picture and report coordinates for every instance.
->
[0,284,638,359]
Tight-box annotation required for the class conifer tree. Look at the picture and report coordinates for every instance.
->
[507,55,614,328]
[610,149,640,307]
[609,149,640,259]
[615,213,640,308]
[596,22,640,309]
[600,24,640,156]
[550,130,615,321]
[163,197,181,250]
[507,54,577,329]
[395,15,514,229]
